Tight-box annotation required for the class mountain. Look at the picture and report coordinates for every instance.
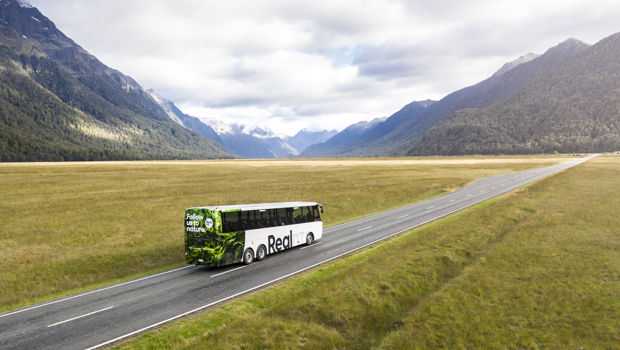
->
[147,89,224,145]
[323,100,435,156]
[327,38,590,157]
[301,117,386,155]
[0,0,231,161]
[284,129,338,154]
[216,124,297,158]
[147,90,307,158]
[407,33,620,155]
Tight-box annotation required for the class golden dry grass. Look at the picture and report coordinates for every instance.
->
[114,155,619,350]
[0,156,569,310]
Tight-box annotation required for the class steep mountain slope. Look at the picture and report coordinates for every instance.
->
[147,89,224,145]
[328,100,435,156]
[301,117,386,155]
[284,129,338,154]
[335,38,590,157]
[0,0,231,161]
[407,32,620,155]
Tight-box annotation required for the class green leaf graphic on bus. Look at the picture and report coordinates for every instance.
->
[185,202,323,267]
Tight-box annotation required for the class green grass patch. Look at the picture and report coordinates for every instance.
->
[110,155,619,350]
[0,156,567,311]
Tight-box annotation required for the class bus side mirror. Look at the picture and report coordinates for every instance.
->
[320,205,323,213]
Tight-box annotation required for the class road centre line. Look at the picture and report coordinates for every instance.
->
[397,214,409,219]
[211,266,246,278]
[326,167,542,235]
[0,265,194,319]
[426,206,436,209]
[47,306,116,328]
[300,241,324,250]
[357,226,373,232]
[449,200,456,202]
[84,160,589,350]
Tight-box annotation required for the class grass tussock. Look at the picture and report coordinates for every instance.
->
[0,157,566,311]
[111,155,620,350]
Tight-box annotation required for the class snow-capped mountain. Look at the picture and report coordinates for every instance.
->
[148,92,332,158]
[210,122,300,158]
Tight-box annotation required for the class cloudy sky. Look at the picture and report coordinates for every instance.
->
[28,0,620,136]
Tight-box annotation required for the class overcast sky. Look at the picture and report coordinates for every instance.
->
[28,0,620,136]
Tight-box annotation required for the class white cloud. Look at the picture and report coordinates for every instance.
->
[29,0,620,135]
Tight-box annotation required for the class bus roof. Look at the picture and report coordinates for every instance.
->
[187,201,319,212]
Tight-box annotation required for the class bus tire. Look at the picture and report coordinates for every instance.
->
[256,245,267,261]
[243,248,254,265]
[305,233,314,246]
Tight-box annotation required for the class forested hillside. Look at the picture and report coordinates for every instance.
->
[0,0,231,161]
[317,38,589,157]
[325,100,433,157]
[408,32,620,155]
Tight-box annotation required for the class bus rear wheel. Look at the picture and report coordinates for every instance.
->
[305,233,314,246]
[256,245,267,261]
[243,248,254,265]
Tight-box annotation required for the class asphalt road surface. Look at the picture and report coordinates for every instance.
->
[0,155,597,350]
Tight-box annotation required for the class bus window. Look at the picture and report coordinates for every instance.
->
[292,207,302,224]
[313,206,322,221]
[275,208,286,226]
[222,211,242,232]
[305,206,315,222]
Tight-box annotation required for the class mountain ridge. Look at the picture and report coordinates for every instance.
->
[330,37,592,157]
[407,32,620,155]
[0,0,232,161]
[301,117,387,155]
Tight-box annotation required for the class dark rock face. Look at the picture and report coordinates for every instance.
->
[0,0,68,42]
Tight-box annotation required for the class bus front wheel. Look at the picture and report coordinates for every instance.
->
[256,245,267,261]
[305,233,314,246]
[244,248,254,265]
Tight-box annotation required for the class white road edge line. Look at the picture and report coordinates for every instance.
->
[0,265,194,319]
[300,241,324,250]
[84,157,593,350]
[47,306,116,328]
[357,226,373,232]
[210,266,247,278]
[397,214,409,219]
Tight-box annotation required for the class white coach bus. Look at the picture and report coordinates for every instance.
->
[185,202,323,267]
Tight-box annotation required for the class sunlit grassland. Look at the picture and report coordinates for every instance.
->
[111,155,619,350]
[0,156,570,311]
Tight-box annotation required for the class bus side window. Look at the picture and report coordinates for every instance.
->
[222,212,228,233]
[314,206,321,221]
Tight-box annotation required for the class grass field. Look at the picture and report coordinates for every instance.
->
[109,154,620,350]
[0,156,571,311]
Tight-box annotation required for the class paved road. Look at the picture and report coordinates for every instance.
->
[0,155,597,350]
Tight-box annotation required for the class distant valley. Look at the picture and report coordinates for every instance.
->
[1,0,619,161]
